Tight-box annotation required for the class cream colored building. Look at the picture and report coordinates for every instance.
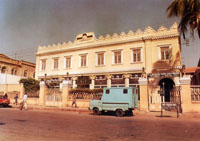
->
[0,54,36,81]
[36,23,182,106]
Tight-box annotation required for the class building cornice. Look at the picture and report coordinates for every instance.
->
[36,22,179,56]
[37,33,179,56]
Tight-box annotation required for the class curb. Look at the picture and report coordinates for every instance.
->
[10,104,90,113]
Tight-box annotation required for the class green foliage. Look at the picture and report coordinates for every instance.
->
[167,0,200,39]
[69,88,103,94]
[19,78,40,92]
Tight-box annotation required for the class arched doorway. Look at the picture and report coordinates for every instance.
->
[158,78,175,102]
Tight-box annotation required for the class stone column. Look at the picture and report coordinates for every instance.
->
[62,80,71,107]
[89,75,96,89]
[20,83,25,99]
[138,77,148,111]
[72,76,77,88]
[180,77,192,113]
[106,74,112,88]
[123,74,130,87]
[39,81,47,106]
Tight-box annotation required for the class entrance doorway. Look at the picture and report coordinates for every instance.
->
[158,78,175,102]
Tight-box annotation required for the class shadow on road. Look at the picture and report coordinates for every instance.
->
[0,105,12,108]
[89,111,134,117]
[14,119,27,122]
[0,122,6,125]
[156,115,172,118]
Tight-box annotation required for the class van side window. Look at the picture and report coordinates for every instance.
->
[106,89,110,94]
[123,89,128,94]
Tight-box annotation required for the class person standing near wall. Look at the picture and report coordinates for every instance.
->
[71,96,77,108]
[22,93,28,111]
[4,93,8,99]
[14,94,18,105]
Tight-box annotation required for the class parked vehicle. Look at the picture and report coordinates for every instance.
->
[89,87,138,117]
[0,95,10,107]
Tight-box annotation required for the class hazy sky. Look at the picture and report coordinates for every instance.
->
[0,0,199,67]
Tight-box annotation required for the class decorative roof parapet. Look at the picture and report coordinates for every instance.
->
[37,22,179,54]
[135,29,143,35]
[127,30,134,37]
[112,33,119,39]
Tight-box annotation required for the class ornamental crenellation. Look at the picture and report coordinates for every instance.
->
[37,22,178,54]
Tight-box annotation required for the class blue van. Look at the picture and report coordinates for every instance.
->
[89,87,138,117]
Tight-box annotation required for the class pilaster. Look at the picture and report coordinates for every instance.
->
[123,74,130,87]
[89,75,96,89]
[39,81,47,106]
[138,77,148,111]
[72,76,77,88]
[106,74,112,88]
[180,77,192,112]
[62,80,71,107]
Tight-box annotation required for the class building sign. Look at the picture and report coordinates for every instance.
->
[148,72,180,78]
[161,102,179,118]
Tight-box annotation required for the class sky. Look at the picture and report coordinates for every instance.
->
[0,0,199,67]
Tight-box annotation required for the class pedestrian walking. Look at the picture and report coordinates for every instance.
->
[71,96,77,108]
[4,93,8,99]
[20,93,28,111]
[14,94,18,105]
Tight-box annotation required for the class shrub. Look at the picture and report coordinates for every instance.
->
[19,78,40,92]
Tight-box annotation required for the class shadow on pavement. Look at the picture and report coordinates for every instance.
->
[0,122,6,125]
[14,119,27,122]
[156,115,172,118]
[0,105,12,108]
[89,111,134,117]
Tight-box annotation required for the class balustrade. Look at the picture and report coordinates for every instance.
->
[191,85,200,101]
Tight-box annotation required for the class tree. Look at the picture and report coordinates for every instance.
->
[19,78,40,92]
[167,0,200,39]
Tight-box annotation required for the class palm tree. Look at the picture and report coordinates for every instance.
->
[167,0,200,39]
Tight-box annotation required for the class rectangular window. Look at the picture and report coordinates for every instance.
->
[123,89,128,94]
[133,49,141,62]
[114,51,121,64]
[54,58,59,69]
[65,57,71,68]
[41,59,46,71]
[161,47,170,60]
[81,55,87,67]
[97,53,104,66]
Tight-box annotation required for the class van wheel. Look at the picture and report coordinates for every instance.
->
[116,109,124,117]
[93,108,100,115]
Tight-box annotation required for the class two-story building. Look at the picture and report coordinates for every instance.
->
[36,23,182,106]
[0,54,36,84]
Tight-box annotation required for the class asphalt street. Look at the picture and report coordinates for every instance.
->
[0,108,200,141]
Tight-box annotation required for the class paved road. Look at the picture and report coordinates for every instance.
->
[0,108,200,141]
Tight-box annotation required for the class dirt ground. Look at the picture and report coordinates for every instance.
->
[1,108,200,141]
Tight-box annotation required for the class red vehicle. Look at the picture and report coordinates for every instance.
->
[0,95,10,107]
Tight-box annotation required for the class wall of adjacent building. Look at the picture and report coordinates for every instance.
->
[0,73,21,84]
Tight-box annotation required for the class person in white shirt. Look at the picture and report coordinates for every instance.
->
[23,93,28,111]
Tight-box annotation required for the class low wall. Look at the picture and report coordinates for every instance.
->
[0,84,24,98]
[10,98,39,105]
[185,102,200,113]
[66,99,90,108]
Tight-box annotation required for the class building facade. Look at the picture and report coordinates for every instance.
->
[36,23,182,95]
[0,54,36,84]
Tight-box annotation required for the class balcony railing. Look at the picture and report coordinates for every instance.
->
[191,85,200,101]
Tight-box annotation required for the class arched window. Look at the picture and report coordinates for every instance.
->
[1,66,7,73]
[33,72,35,78]
[11,69,17,75]
[14,70,17,75]
[11,69,14,75]
[24,70,28,77]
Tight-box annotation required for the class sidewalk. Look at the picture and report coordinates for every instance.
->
[10,104,89,113]
[10,104,200,119]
